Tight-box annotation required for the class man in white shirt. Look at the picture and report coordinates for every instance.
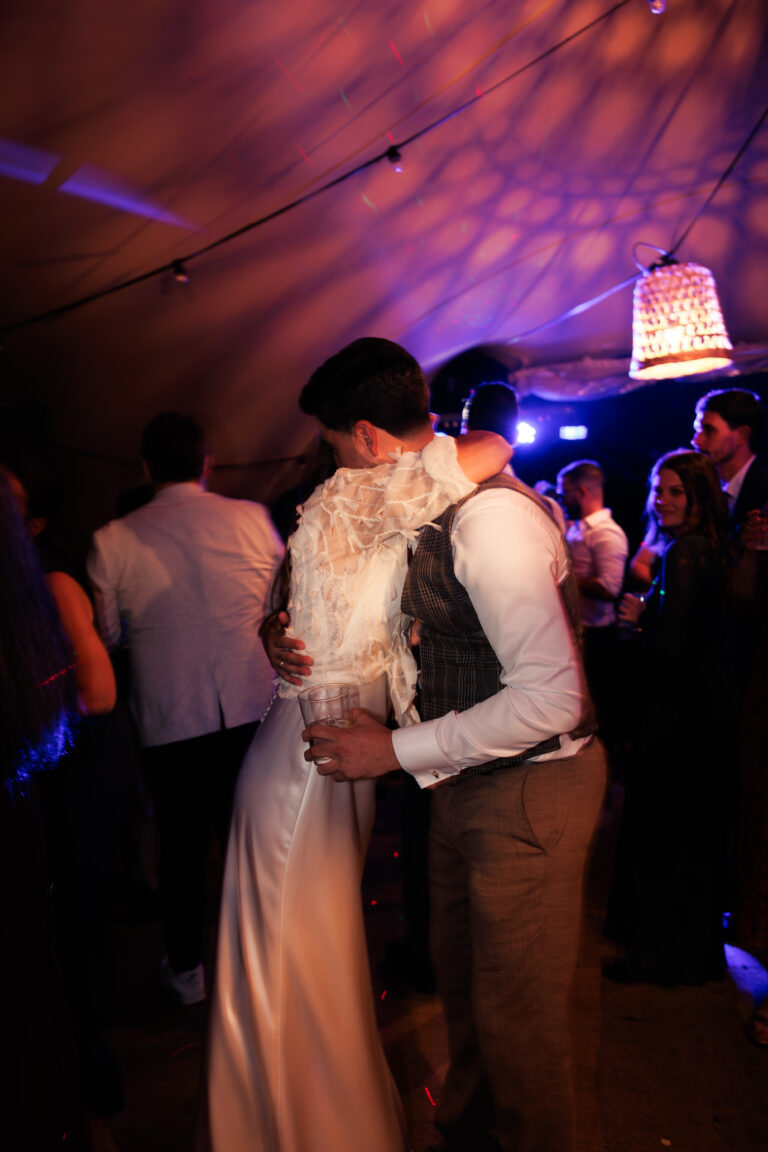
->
[557,460,628,751]
[556,460,628,628]
[301,468,606,1152]
[88,413,284,1005]
[692,387,768,532]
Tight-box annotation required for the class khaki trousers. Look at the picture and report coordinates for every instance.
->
[429,739,606,1152]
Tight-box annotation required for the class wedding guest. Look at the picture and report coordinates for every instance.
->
[606,450,731,985]
[0,466,86,1150]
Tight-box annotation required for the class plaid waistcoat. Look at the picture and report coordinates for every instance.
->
[402,473,594,773]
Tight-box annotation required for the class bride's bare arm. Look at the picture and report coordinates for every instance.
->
[454,431,512,482]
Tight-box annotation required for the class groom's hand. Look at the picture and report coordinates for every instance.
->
[303,710,400,782]
[263,610,313,686]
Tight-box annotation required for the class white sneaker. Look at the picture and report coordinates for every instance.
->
[160,956,206,1005]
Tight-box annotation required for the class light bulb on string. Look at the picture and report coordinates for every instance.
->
[173,260,190,284]
[386,146,404,174]
[648,0,666,13]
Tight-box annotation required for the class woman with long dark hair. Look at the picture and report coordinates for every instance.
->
[0,466,86,1148]
[605,449,732,986]
[0,465,79,780]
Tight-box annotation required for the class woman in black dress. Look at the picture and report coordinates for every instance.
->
[605,449,731,986]
[0,466,87,1149]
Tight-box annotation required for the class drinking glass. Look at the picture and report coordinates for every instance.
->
[298,684,358,762]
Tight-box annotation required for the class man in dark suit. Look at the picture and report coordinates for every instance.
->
[692,386,768,532]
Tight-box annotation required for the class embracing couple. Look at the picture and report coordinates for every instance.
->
[198,338,605,1152]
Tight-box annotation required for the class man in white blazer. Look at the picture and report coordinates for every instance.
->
[88,413,284,1004]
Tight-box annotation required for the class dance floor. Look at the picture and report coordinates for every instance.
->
[90,777,768,1152]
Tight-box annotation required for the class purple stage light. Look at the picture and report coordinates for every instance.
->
[59,164,197,229]
[0,138,59,185]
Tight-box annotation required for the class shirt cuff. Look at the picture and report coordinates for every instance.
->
[392,719,462,789]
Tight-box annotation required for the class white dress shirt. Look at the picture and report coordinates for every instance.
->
[87,483,285,747]
[393,486,589,787]
[723,453,755,511]
[565,507,628,628]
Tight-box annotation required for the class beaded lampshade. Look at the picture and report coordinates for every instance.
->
[629,260,733,380]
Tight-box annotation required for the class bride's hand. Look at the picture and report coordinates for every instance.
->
[263,610,313,686]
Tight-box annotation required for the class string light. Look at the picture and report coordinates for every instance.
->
[0,1,763,375]
[0,1,633,337]
[386,146,404,173]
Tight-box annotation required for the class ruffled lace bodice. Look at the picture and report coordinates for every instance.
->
[278,435,474,725]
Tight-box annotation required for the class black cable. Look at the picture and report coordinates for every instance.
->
[0,0,631,337]
[510,100,768,340]
[668,100,768,258]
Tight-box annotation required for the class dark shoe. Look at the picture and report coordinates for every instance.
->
[82,1036,125,1117]
[602,959,638,984]
[601,959,676,987]
[384,938,436,994]
[425,1137,500,1152]
[602,957,725,987]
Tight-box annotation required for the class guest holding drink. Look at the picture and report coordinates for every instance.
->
[605,449,731,986]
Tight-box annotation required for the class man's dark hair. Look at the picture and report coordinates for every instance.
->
[140,413,208,484]
[696,388,765,450]
[557,460,605,489]
[464,382,518,439]
[299,338,430,436]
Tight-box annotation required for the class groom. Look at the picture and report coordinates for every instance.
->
[283,365,606,1152]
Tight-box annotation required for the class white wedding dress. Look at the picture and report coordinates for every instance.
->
[199,437,473,1152]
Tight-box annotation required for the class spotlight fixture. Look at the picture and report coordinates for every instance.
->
[173,260,190,284]
[629,255,733,380]
[516,421,537,445]
[386,145,404,173]
[559,426,589,441]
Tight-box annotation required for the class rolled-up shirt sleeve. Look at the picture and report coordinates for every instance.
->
[392,488,586,787]
[589,518,628,598]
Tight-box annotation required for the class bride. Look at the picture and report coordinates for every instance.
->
[198,339,509,1152]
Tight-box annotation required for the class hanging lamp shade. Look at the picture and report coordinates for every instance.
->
[629,260,733,380]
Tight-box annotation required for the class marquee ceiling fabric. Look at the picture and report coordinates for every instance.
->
[1,0,766,476]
